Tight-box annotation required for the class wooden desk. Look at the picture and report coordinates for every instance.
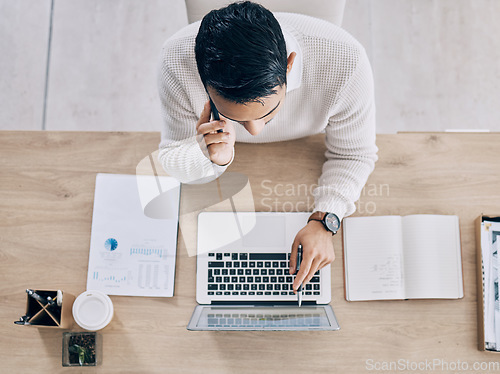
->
[1,131,500,373]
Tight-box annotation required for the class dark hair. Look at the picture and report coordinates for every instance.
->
[195,1,288,104]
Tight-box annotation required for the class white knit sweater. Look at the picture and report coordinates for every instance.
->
[157,13,378,220]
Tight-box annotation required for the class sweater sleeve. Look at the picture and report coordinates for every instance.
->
[157,39,233,184]
[313,47,378,219]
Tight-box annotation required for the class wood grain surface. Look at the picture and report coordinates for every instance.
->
[1,131,500,373]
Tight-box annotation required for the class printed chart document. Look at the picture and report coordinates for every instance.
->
[343,215,463,301]
[86,173,180,297]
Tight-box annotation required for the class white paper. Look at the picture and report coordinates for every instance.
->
[344,214,462,301]
[343,216,405,301]
[86,173,180,297]
[402,215,463,299]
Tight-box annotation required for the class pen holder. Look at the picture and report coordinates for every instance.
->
[22,290,75,328]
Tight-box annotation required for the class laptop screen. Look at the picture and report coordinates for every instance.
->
[188,305,339,331]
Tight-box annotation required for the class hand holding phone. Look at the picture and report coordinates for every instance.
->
[196,100,236,166]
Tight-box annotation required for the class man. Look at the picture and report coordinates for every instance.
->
[157,1,377,293]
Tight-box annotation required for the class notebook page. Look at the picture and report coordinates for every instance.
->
[402,215,463,299]
[343,216,405,301]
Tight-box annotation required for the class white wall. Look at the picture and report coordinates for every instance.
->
[1,0,498,133]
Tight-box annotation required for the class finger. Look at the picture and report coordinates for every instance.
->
[196,101,212,131]
[289,237,300,275]
[316,249,335,271]
[197,120,226,136]
[292,251,314,292]
[318,251,335,269]
[204,132,230,146]
[195,133,210,160]
[303,258,322,285]
[316,259,329,272]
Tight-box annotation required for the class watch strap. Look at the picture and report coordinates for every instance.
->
[307,211,325,223]
[307,212,335,236]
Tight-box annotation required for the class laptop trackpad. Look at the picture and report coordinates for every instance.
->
[242,215,285,248]
[187,305,340,331]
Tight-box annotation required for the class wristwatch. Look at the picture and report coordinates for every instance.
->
[307,212,341,235]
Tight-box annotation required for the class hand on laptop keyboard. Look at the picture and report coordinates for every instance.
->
[289,220,335,292]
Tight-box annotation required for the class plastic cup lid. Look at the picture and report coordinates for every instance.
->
[72,290,114,331]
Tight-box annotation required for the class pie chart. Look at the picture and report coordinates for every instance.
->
[104,238,118,251]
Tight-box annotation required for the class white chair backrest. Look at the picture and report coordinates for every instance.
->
[185,0,346,26]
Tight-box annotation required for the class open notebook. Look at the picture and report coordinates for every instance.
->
[343,215,464,301]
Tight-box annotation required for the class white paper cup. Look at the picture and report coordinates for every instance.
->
[72,290,114,331]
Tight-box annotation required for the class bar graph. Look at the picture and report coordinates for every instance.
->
[92,270,129,284]
[137,263,169,290]
[130,247,165,258]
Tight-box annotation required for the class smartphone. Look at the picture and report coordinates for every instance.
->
[209,98,223,133]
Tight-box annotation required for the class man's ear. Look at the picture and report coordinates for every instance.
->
[286,52,297,74]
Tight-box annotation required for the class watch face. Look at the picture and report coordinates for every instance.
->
[324,213,340,232]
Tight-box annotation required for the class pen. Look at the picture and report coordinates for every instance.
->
[296,245,303,307]
[209,98,224,133]
[45,294,62,320]
[14,314,32,325]
[46,296,56,307]
[26,289,48,305]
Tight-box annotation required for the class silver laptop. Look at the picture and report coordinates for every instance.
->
[187,212,340,331]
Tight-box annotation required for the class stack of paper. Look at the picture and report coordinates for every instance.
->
[480,218,500,351]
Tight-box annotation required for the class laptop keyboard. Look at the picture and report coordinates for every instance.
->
[206,312,324,328]
[207,252,321,296]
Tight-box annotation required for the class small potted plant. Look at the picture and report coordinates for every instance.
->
[62,332,101,366]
